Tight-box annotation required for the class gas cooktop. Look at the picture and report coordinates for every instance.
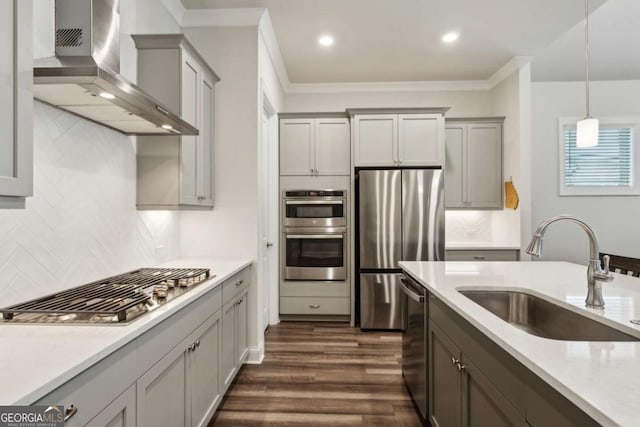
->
[0,268,213,325]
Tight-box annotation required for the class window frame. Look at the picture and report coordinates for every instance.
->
[558,116,640,196]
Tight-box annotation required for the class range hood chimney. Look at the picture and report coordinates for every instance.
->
[33,0,198,136]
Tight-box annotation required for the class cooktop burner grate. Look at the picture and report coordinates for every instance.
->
[1,268,210,323]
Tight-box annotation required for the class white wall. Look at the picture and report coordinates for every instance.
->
[179,26,262,356]
[532,80,640,263]
[285,90,492,117]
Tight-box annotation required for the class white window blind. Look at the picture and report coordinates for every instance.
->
[563,126,633,187]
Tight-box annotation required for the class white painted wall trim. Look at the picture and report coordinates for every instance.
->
[287,80,490,94]
[182,7,266,28]
[160,0,185,27]
[259,11,290,94]
[245,344,265,364]
[488,56,533,90]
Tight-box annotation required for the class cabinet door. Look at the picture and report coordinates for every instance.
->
[461,359,525,427]
[137,342,189,427]
[190,311,222,427]
[353,115,397,166]
[445,125,466,208]
[398,114,443,166]
[429,322,462,427]
[315,118,350,175]
[198,75,215,207]
[180,50,201,206]
[0,0,32,198]
[466,123,502,208]
[280,119,314,175]
[86,385,136,427]
[235,290,249,366]
[220,299,237,391]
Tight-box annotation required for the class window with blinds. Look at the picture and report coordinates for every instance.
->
[559,118,639,196]
[563,126,633,187]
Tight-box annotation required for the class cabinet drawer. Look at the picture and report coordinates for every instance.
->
[446,249,519,261]
[280,296,350,315]
[222,268,250,305]
[34,341,138,427]
[280,281,349,297]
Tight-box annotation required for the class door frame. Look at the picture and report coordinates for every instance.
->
[257,81,279,335]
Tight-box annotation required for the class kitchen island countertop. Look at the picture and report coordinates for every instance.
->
[400,260,640,427]
[0,258,252,405]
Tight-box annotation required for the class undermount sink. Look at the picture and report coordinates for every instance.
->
[459,289,639,342]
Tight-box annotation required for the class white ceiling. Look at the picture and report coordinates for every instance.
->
[182,0,612,84]
[532,0,640,81]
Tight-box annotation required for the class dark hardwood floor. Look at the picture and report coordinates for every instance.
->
[210,322,422,426]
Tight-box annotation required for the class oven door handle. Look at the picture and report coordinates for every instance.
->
[285,200,343,205]
[286,234,343,239]
[399,277,425,303]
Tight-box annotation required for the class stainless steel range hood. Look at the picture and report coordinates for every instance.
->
[33,0,198,136]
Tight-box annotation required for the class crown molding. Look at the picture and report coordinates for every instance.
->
[182,7,266,28]
[487,56,533,89]
[287,80,490,94]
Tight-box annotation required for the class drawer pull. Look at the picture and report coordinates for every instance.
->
[451,356,459,366]
[236,280,244,286]
[64,405,77,422]
[309,304,320,309]
[473,256,486,260]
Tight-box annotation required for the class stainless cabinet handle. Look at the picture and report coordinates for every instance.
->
[195,339,200,348]
[188,343,196,352]
[310,169,314,174]
[309,304,320,309]
[451,356,459,366]
[472,256,486,260]
[266,241,274,248]
[236,279,244,286]
[64,405,77,422]
[457,363,466,373]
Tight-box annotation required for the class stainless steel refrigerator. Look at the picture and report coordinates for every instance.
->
[358,168,444,330]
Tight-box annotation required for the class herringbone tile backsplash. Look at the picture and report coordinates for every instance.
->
[0,102,180,307]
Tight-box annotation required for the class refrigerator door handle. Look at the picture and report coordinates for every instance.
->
[399,277,424,303]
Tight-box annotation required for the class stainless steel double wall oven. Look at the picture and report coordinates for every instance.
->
[282,190,347,281]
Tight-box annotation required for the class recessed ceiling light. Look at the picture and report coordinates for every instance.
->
[318,35,334,47]
[99,92,115,100]
[441,32,459,43]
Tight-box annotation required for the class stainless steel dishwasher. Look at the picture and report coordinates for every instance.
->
[400,274,427,424]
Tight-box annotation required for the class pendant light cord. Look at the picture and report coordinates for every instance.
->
[584,0,591,118]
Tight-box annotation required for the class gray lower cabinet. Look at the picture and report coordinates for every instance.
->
[427,294,600,427]
[86,385,136,427]
[221,281,249,392]
[35,265,252,427]
[137,310,222,427]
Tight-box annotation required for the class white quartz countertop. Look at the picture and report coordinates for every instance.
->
[0,258,252,405]
[399,261,640,427]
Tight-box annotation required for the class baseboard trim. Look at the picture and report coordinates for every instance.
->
[245,344,264,364]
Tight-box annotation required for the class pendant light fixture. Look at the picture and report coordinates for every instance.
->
[576,0,598,148]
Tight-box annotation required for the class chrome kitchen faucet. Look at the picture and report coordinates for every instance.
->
[526,215,614,309]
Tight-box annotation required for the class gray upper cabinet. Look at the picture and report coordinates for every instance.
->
[279,116,350,176]
[134,34,219,210]
[0,0,32,201]
[351,109,447,167]
[445,119,504,209]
